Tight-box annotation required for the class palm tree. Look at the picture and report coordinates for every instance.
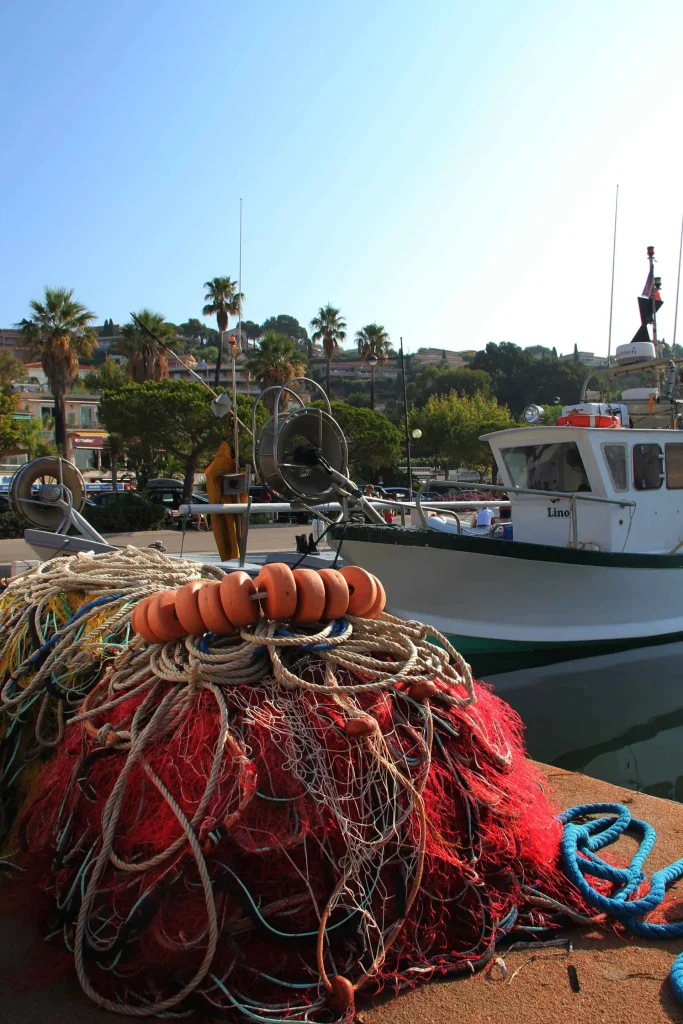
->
[202,277,244,388]
[310,305,346,398]
[247,332,306,410]
[355,323,390,410]
[17,287,97,449]
[119,309,175,383]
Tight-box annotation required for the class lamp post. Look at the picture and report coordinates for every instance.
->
[367,351,378,410]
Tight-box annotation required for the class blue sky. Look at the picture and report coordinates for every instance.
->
[2,0,683,356]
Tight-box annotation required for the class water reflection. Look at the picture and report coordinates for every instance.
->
[486,641,683,800]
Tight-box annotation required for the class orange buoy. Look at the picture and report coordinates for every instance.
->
[326,975,355,1014]
[254,562,297,620]
[175,580,209,635]
[220,570,258,627]
[364,577,386,619]
[147,591,187,643]
[292,568,326,624]
[318,568,349,620]
[344,716,378,737]
[409,680,438,701]
[339,566,378,616]
[198,581,235,634]
[131,595,163,644]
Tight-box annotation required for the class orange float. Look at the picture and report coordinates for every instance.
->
[364,577,386,619]
[344,716,378,737]
[220,570,258,627]
[339,566,378,616]
[326,976,355,1014]
[174,580,209,635]
[291,568,326,624]
[254,563,297,621]
[198,582,235,634]
[131,595,163,644]
[147,591,187,643]
[317,568,349,620]
[409,680,438,701]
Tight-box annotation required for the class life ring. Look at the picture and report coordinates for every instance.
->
[292,568,326,624]
[147,590,187,642]
[220,570,258,627]
[254,563,298,621]
[175,580,209,635]
[339,566,378,616]
[556,413,620,428]
[317,568,350,620]
[198,582,235,634]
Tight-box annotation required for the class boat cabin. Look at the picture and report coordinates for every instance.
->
[483,425,683,555]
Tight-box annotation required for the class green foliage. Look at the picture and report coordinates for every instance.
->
[408,365,491,408]
[323,401,402,471]
[260,315,308,343]
[411,391,514,468]
[469,342,584,416]
[83,494,166,533]
[82,358,127,392]
[247,332,306,405]
[310,306,346,394]
[17,416,57,459]
[355,323,390,361]
[0,511,23,538]
[345,388,371,408]
[99,380,227,499]
[0,352,26,393]
[190,346,218,363]
[119,310,176,383]
[0,393,20,453]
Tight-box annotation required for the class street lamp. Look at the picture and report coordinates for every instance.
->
[412,428,422,439]
[366,352,378,410]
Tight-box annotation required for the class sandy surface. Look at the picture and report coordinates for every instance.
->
[1,768,683,1023]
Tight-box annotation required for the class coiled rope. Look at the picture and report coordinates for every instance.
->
[561,803,683,1001]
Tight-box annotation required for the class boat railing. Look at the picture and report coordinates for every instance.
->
[420,480,636,548]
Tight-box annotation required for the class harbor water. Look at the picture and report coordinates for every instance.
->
[487,640,683,800]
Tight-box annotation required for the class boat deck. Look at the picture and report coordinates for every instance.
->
[0,766,681,1023]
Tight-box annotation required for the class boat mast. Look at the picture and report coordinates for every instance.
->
[399,337,413,498]
[606,184,619,367]
[674,214,683,350]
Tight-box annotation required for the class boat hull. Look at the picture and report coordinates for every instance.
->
[332,525,683,674]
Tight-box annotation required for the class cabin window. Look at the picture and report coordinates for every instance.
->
[602,443,628,491]
[632,443,663,490]
[500,442,591,493]
[665,444,683,489]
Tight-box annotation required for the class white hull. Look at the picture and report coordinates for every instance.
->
[341,534,683,644]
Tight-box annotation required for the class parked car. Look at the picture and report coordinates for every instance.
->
[382,486,411,503]
[144,483,211,529]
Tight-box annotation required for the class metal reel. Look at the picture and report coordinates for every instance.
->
[258,406,348,501]
[10,457,86,530]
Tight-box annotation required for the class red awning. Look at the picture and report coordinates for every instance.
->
[71,433,107,449]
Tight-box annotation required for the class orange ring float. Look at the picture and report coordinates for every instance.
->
[317,568,349,620]
[339,566,378,616]
[254,563,297,621]
[131,595,163,644]
[220,570,258,627]
[147,591,187,642]
[326,976,355,1014]
[292,568,326,624]
[175,580,209,635]
[364,576,386,619]
[198,582,235,634]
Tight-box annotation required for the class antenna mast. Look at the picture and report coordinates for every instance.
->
[674,215,683,350]
[606,184,619,367]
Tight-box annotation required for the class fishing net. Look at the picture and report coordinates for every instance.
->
[0,548,221,846]
[8,605,575,1020]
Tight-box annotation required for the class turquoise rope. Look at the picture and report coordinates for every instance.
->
[560,803,683,1000]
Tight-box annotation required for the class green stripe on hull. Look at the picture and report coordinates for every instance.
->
[446,631,683,678]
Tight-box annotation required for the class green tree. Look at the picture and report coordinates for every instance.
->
[191,346,218,363]
[470,342,583,415]
[83,358,127,392]
[17,286,97,448]
[119,309,176,383]
[408,366,491,408]
[573,343,579,362]
[310,305,346,398]
[411,391,513,469]
[247,332,306,409]
[242,320,263,348]
[17,415,57,459]
[0,394,20,454]
[0,352,26,393]
[261,314,308,344]
[317,401,402,472]
[202,276,243,388]
[99,380,227,500]
[355,323,390,410]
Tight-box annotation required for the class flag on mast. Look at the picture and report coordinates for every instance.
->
[638,265,663,325]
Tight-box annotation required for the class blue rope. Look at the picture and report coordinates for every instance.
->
[560,803,683,1000]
